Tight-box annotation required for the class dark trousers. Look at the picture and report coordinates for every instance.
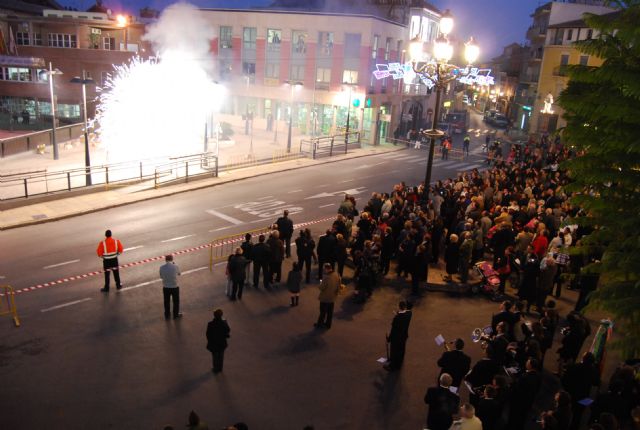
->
[253,262,270,288]
[211,350,225,373]
[389,340,407,369]
[283,236,292,258]
[317,302,335,328]
[103,258,121,290]
[337,258,346,278]
[231,278,245,299]
[317,257,334,279]
[270,261,282,283]
[381,254,391,275]
[163,287,180,317]
[298,255,312,283]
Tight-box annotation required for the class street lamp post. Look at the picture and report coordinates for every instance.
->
[285,80,303,153]
[46,63,64,160]
[408,10,479,201]
[70,72,95,186]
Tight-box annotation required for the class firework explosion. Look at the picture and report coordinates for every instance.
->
[95,3,224,162]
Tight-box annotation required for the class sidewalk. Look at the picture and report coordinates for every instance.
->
[0,142,402,230]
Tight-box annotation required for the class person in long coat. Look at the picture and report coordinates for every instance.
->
[286,262,302,307]
[206,309,230,374]
[519,245,540,313]
[444,234,460,281]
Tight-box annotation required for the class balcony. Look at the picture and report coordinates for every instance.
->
[526,26,547,41]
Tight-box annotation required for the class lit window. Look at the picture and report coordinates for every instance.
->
[342,69,358,84]
[243,27,256,50]
[220,26,232,49]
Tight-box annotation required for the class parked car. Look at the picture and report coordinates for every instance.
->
[492,115,510,128]
[483,110,498,123]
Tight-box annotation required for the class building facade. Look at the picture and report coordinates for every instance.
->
[202,4,441,145]
[514,0,613,133]
[0,3,147,131]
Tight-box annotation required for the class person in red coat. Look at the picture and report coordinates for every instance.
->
[96,229,123,292]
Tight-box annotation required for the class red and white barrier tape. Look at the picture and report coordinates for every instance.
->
[3,216,335,296]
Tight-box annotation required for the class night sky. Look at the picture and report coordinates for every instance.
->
[61,0,542,58]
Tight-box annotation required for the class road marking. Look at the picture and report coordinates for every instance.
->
[305,187,367,200]
[315,184,329,188]
[339,179,355,183]
[123,246,144,252]
[161,235,195,243]
[256,195,274,200]
[41,297,92,313]
[319,203,335,208]
[390,155,423,161]
[354,161,387,170]
[43,260,80,270]
[210,226,234,232]
[205,209,245,225]
[182,266,208,275]
[119,280,160,292]
[287,189,303,193]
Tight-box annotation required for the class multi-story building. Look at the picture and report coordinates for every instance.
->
[202,1,442,144]
[514,0,613,133]
[489,43,528,120]
[0,1,147,130]
[529,13,616,133]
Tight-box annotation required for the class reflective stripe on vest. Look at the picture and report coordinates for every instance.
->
[102,239,118,259]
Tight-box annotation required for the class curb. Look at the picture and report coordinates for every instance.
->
[1,146,407,230]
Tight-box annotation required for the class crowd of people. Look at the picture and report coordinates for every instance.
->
[213,133,640,429]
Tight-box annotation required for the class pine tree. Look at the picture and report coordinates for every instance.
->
[558,1,640,358]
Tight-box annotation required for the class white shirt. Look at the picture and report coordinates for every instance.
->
[450,416,483,430]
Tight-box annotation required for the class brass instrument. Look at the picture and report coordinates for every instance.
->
[471,326,493,349]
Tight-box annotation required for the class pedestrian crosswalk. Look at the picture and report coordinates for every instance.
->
[467,128,491,134]
[375,150,485,173]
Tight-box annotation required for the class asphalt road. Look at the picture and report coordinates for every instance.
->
[0,115,532,430]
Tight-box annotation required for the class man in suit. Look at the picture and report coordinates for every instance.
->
[227,248,249,301]
[424,373,460,430]
[206,308,230,374]
[507,358,543,429]
[465,345,501,407]
[437,338,471,388]
[275,210,294,258]
[476,385,502,430]
[251,234,271,289]
[384,301,412,371]
[490,300,514,339]
[317,230,337,280]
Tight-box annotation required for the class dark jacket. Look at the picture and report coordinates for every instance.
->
[286,269,302,293]
[267,236,284,262]
[276,216,294,239]
[240,240,253,261]
[466,358,501,389]
[444,241,460,275]
[295,236,312,259]
[317,233,337,261]
[252,242,271,264]
[228,255,248,281]
[477,397,502,430]
[388,311,411,344]
[437,349,471,388]
[206,318,230,352]
[424,385,460,430]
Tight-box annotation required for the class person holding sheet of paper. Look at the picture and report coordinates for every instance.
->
[384,300,412,371]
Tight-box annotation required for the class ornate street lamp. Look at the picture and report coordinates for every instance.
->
[408,10,479,201]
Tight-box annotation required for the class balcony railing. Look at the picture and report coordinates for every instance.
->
[553,65,569,77]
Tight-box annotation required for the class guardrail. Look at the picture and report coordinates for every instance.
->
[0,123,84,158]
[0,153,219,200]
[208,226,273,271]
[300,131,361,159]
[0,286,20,327]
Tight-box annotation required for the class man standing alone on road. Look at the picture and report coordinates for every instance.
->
[276,210,294,258]
[384,301,412,371]
[97,229,123,292]
[463,134,471,157]
[159,255,182,319]
[315,263,341,329]
[206,308,230,374]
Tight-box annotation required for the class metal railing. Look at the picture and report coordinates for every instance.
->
[0,123,84,157]
[300,131,361,159]
[208,225,273,271]
[0,153,219,200]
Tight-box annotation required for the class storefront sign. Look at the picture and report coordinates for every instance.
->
[373,62,494,87]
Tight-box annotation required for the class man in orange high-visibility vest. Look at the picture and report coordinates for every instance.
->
[97,229,124,292]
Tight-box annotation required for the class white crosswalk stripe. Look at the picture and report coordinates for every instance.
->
[390,155,424,161]
[380,152,411,158]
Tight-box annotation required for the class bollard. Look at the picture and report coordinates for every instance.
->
[330,137,334,157]
[67,172,71,191]
[154,169,158,189]
[23,178,28,198]
[105,166,109,185]
[185,160,189,183]
[139,161,143,179]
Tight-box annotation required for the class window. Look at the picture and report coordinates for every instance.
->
[372,35,379,59]
[587,29,593,39]
[242,61,256,75]
[396,40,403,61]
[33,33,42,46]
[292,30,306,54]
[0,67,32,82]
[579,55,589,66]
[385,37,391,61]
[344,33,361,58]
[560,54,570,66]
[318,31,333,55]
[243,27,256,50]
[48,33,77,48]
[267,29,281,50]
[265,62,279,79]
[290,64,304,81]
[567,29,573,41]
[219,26,232,49]
[316,67,331,83]
[103,37,116,50]
[16,32,29,45]
[342,69,358,84]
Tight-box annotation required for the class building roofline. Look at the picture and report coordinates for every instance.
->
[195,7,408,28]
[548,10,622,29]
